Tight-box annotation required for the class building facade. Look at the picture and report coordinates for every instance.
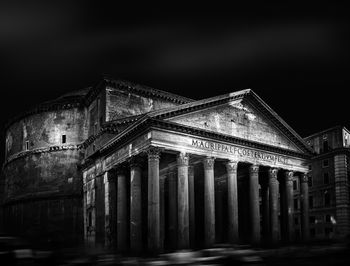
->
[2,77,314,252]
[304,126,350,240]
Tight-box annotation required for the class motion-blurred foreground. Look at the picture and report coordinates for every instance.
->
[1,234,350,265]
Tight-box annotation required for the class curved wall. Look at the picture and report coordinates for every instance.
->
[5,107,87,159]
[3,106,87,246]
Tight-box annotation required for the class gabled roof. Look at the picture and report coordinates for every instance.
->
[99,89,314,157]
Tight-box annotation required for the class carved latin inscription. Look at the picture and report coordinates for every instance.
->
[191,138,288,164]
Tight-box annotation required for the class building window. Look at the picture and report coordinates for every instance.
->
[25,140,29,151]
[323,134,329,152]
[294,198,299,210]
[324,191,331,206]
[308,176,313,187]
[309,216,316,224]
[62,135,66,144]
[325,214,331,223]
[309,196,314,209]
[323,172,330,184]
[322,159,329,168]
[293,180,298,190]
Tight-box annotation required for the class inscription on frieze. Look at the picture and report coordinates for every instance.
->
[191,138,288,164]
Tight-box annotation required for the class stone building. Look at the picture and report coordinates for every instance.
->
[303,126,350,240]
[2,77,313,252]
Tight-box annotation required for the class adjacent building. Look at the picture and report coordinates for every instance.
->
[303,126,350,240]
[1,77,347,253]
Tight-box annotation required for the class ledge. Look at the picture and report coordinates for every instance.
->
[3,144,84,168]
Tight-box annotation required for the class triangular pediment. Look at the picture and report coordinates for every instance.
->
[163,97,305,153]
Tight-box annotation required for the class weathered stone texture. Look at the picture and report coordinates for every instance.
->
[4,150,82,199]
[106,87,177,121]
[167,100,300,152]
[3,106,86,245]
[6,108,87,159]
[334,154,350,235]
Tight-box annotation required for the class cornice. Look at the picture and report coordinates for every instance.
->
[151,119,311,159]
[104,77,194,104]
[81,115,142,149]
[3,144,84,168]
[94,118,311,168]
[153,90,249,120]
[150,90,312,155]
[310,147,350,160]
[242,93,314,155]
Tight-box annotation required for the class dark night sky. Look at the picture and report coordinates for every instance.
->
[0,1,349,165]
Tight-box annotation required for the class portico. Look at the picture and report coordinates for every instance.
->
[83,131,310,252]
[82,89,312,253]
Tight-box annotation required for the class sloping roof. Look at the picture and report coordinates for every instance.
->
[100,89,314,157]
[84,76,195,106]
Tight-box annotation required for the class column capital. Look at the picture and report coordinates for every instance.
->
[300,172,309,183]
[268,168,279,178]
[146,146,162,160]
[249,164,259,174]
[177,152,189,166]
[284,171,294,182]
[225,160,238,173]
[203,157,215,170]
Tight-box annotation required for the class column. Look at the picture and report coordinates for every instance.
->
[285,171,294,242]
[261,178,270,243]
[129,157,142,253]
[203,157,215,247]
[226,160,239,244]
[85,178,96,245]
[83,183,88,243]
[168,170,177,249]
[147,147,161,253]
[177,152,190,248]
[334,154,350,236]
[116,167,128,252]
[268,168,279,245]
[188,165,196,247]
[160,177,165,251]
[249,164,260,245]
[104,170,117,247]
[300,172,310,241]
